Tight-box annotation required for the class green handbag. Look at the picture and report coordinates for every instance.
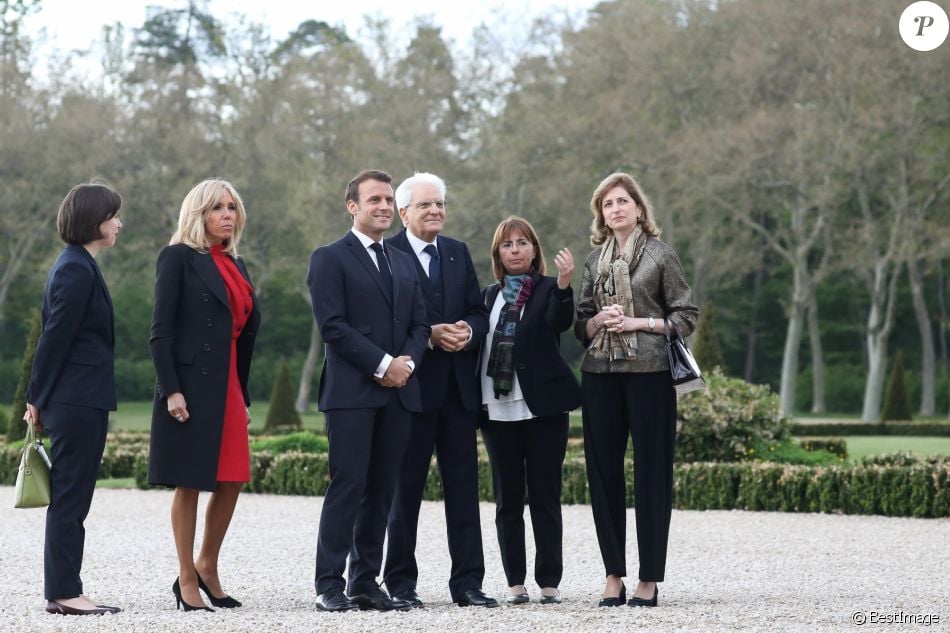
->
[14,421,52,509]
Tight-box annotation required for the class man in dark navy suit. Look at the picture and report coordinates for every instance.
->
[308,170,430,613]
[382,172,497,608]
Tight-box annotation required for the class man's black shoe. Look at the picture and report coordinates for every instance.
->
[390,588,424,608]
[349,585,411,612]
[316,589,358,612]
[456,588,499,608]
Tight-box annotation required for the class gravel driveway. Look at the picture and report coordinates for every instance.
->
[2,487,947,632]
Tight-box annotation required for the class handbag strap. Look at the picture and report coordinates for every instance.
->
[24,418,36,445]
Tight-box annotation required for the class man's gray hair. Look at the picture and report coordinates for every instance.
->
[395,172,447,213]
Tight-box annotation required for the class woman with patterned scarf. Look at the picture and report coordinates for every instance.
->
[478,216,581,606]
[574,173,699,608]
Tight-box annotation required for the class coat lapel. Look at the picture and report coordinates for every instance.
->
[345,232,393,307]
[191,251,230,309]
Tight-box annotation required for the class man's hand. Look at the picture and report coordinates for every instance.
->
[379,355,413,388]
[24,403,42,431]
[431,321,470,352]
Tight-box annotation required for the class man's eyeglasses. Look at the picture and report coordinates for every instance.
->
[414,200,445,210]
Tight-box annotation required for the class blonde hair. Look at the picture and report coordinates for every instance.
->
[489,216,547,281]
[589,172,660,246]
[170,179,247,256]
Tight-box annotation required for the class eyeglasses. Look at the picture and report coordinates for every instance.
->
[414,200,445,210]
[500,239,532,250]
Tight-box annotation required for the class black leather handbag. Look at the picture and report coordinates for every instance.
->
[663,319,705,395]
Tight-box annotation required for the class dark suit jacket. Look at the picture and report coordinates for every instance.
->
[481,274,582,418]
[308,231,430,412]
[27,244,116,411]
[385,229,488,412]
[147,243,261,491]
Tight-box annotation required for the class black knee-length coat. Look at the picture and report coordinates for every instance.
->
[147,243,261,491]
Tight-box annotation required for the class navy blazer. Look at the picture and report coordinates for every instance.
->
[27,244,116,411]
[385,229,488,412]
[481,274,581,418]
[308,231,430,412]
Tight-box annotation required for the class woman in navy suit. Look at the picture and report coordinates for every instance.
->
[478,216,581,605]
[147,179,260,612]
[25,183,123,616]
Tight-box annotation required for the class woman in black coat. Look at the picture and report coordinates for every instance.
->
[25,184,123,615]
[147,179,260,612]
[479,216,581,605]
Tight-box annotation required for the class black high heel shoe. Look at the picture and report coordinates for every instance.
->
[172,578,214,612]
[196,572,242,608]
[627,585,658,607]
[598,582,626,607]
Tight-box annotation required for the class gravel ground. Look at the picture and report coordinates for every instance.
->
[2,486,948,632]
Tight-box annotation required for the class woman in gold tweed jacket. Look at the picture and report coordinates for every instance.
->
[573,172,698,609]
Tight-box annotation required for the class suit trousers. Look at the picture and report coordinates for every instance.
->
[480,413,569,588]
[42,402,109,600]
[384,376,484,601]
[315,391,412,595]
[581,370,677,582]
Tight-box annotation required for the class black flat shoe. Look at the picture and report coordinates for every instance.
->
[506,592,529,605]
[349,585,411,612]
[390,588,424,608]
[457,588,499,608]
[316,589,358,612]
[539,590,561,604]
[598,582,626,607]
[172,578,214,612]
[627,586,658,607]
[46,600,121,615]
[196,572,242,608]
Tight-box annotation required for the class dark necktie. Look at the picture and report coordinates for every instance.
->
[369,242,393,297]
[423,243,440,286]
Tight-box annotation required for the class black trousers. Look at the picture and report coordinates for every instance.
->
[581,371,677,582]
[384,379,484,601]
[43,402,109,600]
[480,413,568,588]
[314,391,412,595]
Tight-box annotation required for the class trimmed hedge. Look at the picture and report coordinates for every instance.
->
[797,437,847,459]
[791,422,950,437]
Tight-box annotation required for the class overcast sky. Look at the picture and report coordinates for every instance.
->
[25,0,599,54]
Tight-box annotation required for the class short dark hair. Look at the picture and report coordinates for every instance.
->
[57,184,122,245]
[344,170,392,206]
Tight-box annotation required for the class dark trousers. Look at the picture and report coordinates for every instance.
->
[581,371,677,582]
[480,413,568,588]
[314,391,412,595]
[384,380,484,601]
[43,402,109,600]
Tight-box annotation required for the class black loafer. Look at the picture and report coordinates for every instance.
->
[627,586,658,607]
[539,592,561,604]
[315,589,358,612]
[390,588,424,608]
[457,588,499,608]
[598,582,626,607]
[349,585,411,612]
[506,592,529,605]
[46,601,121,615]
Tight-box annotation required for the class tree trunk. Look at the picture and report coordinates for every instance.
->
[907,258,936,416]
[744,264,765,383]
[935,259,949,420]
[861,261,902,422]
[295,321,322,413]
[807,288,826,414]
[779,267,809,416]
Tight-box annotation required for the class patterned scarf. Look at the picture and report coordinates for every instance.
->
[486,272,536,398]
[589,226,647,361]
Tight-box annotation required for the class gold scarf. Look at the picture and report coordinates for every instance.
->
[589,226,647,361]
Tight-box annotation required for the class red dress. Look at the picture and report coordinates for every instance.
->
[210,245,255,482]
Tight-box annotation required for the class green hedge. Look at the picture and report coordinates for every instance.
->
[797,437,847,459]
[791,422,950,437]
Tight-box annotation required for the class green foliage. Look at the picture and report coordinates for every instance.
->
[8,308,39,442]
[250,431,327,454]
[797,437,847,459]
[882,350,913,422]
[751,437,843,466]
[264,359,302,432]
[0,406,7,435]
[675,369,789,462]
[693,299,725,373]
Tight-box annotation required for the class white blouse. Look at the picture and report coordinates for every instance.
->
[480,290,536,422]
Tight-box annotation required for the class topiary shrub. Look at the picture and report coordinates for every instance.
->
[8,308,40,442]
[264,359,302,432]
[692,299,725,373]
[676,368,789,462]
[882,350,913,422]
[250,431,327,454]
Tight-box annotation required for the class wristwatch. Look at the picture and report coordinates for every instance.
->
[648,316,656,331]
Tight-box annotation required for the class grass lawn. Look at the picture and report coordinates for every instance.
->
[108,401,326,433]
[845,436,950,462]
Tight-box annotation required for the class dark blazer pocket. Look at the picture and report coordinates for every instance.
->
[174,349,195,365]
[67,351,102,366]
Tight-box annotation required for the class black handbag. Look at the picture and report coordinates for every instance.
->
[663,319,705,395]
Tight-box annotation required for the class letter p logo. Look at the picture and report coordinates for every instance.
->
[900,2,949,50]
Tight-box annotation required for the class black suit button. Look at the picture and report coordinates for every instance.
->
[200,367,208,375]
[202,293,209,302]
[203,344,211,352]
[393,318,399,323]
[517,363,526,370]
[207,318,214,327]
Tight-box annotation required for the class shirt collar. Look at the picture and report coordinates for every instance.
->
[405,228,437,256]
[350,227,382,249]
